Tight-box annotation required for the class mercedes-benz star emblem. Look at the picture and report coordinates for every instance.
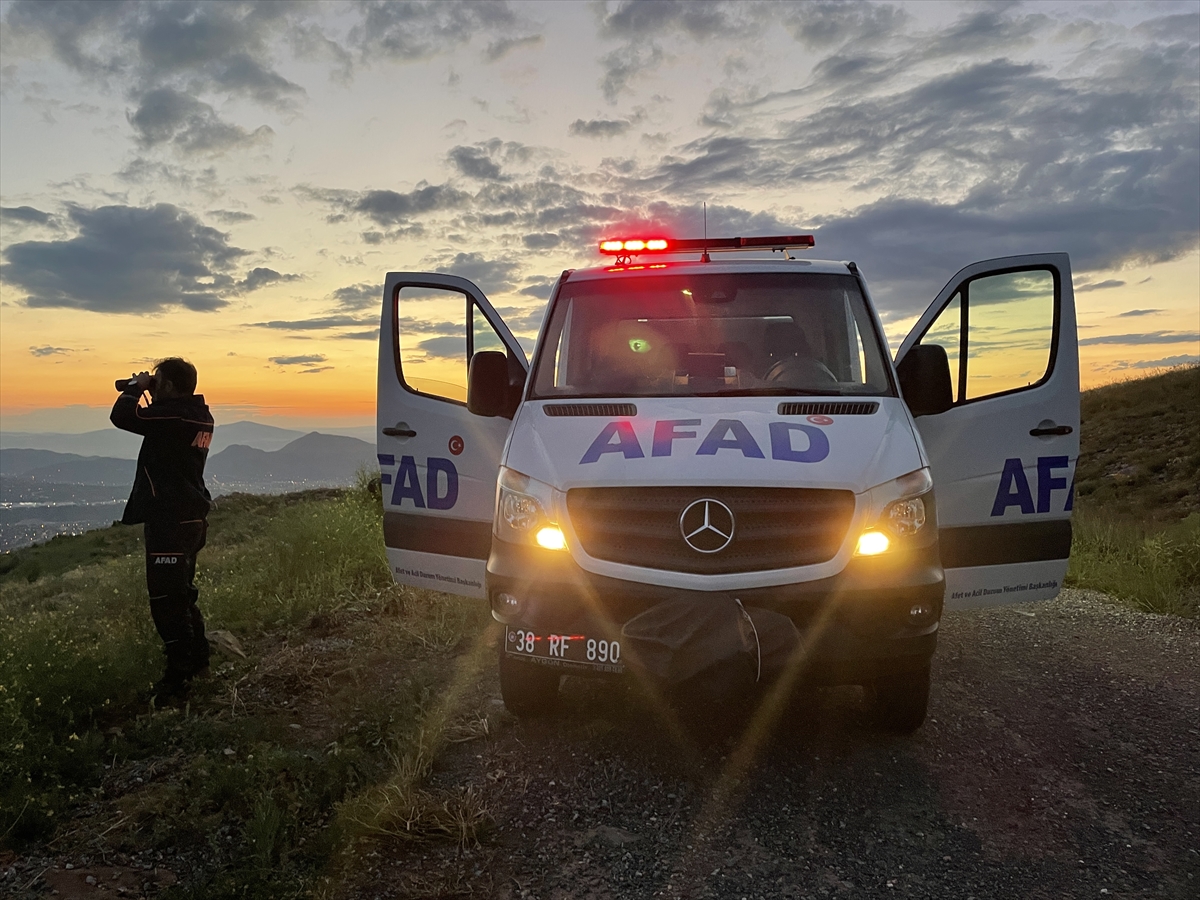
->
[679,498,735,554]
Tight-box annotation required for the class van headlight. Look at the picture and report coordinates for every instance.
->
[855,467,932,556]
[496,467,568,551]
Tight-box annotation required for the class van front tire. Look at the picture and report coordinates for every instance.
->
[499,649,561,717]
[869,663,930,733]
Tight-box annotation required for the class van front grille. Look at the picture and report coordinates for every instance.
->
[566,486,855,574]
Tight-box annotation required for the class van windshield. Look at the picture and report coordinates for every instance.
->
[529,272,894,399]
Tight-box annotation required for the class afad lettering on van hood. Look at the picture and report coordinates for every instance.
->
[504,398,925,493]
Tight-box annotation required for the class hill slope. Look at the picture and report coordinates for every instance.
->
[1075,364,1199,523]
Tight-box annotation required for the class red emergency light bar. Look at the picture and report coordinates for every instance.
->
[598,234,815,256]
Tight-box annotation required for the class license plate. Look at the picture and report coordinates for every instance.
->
[504,627,624,673]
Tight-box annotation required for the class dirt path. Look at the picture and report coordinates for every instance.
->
[350,589,1200,900]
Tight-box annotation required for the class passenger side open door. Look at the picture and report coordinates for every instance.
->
[896,254,1079,609]
[376,273,527,599]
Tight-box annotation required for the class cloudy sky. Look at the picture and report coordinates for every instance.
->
[1,0,1197,433]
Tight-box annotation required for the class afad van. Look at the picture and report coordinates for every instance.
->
[375,235,1078,731]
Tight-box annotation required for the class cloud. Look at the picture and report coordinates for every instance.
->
[598,0,753,41]
[784,1,910,50]
[271,354,328,366]
[299,183,468,227]
[2,205,54,226]
[484,33,543,62]
[594,0,760,101]
[448,144,505,181]
[1116,309,1164,317]
[569,117,633,138]
[251,315,374,330]
[1,203,250,312]
[1076,279,1125,292]
[208,209,256,224]
[237,267,302,292]
[522,232,561,250]
[351,0,538,63]
[129,88,273,154]
[494,305,546,334]
[332,282,382,310]
[2,0,313,149]
[29,345,72,357]
[416,335,465,359]
[424,251,522,292]
[1105,354,1199,371]
[519,278,556,300]
[598,42,663,103]
[297,366,334,374]
[1078,331,1200,347]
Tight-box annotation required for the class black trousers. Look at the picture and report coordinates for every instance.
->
[144,518,210,677]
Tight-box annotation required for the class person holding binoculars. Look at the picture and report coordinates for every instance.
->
[111,358,214,699]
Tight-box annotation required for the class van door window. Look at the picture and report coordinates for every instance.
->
[472,302,507,356]
[397,286,513,403]
[917,270,1056,403]
[963,271,1055,400]
[921,292,962,401]
[396,286,469,403]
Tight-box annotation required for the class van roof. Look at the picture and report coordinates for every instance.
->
[566,257,858,282]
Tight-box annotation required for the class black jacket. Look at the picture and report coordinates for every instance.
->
[111,388,214,525]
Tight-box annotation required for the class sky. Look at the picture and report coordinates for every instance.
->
[1,0,1197,434]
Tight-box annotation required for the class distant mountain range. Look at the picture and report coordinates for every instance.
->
[0,425,381,550]
[0,420,377,458]
[1,431,378,492]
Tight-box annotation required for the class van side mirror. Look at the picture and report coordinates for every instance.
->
[467,350,516,418]
[896,344,953,417]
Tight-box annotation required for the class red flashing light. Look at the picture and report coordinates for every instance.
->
[598,234,814,257]
[599,238,670,254]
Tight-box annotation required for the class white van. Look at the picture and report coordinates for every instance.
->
[376,236,1078,730]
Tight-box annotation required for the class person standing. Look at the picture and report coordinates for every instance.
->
[111,357,214,698]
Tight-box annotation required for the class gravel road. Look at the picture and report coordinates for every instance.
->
[357,589,1200,900]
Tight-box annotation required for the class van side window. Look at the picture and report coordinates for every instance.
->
[963,270,1055,400]
[918,269,1056,404]
[473,302,507,356]
[396,286,469,403]
[921,292,962,401]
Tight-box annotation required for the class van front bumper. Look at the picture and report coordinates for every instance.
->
[487,537,943,685]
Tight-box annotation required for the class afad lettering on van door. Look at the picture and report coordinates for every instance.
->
[991,456,1074,516]
[380,454,459,509]
[580,418,830,464]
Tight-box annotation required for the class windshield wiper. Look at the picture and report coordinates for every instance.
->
[715,387,849,397]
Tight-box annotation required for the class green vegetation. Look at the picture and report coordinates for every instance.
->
[1,482,495,898]
[0,365,1194,896]
[1067,364,1200,616]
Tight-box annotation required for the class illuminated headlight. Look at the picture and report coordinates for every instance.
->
[856,531,891,556]
[855,467,933,555]
[496,467,568,551]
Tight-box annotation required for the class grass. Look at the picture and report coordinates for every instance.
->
[0,478,496,899]
[1068,512,1200,617]
[1065,364,1200,616]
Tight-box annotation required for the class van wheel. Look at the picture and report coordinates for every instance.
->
[499,649,560,717]
[869,664,930,733]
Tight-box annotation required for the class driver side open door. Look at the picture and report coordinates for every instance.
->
[376,273,527,599]
[896,254,1079,609]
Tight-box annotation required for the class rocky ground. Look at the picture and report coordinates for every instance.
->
[5,588,1198,899]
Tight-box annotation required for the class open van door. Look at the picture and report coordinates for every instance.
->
[377,273,527,599]
[895,254,1079,610]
